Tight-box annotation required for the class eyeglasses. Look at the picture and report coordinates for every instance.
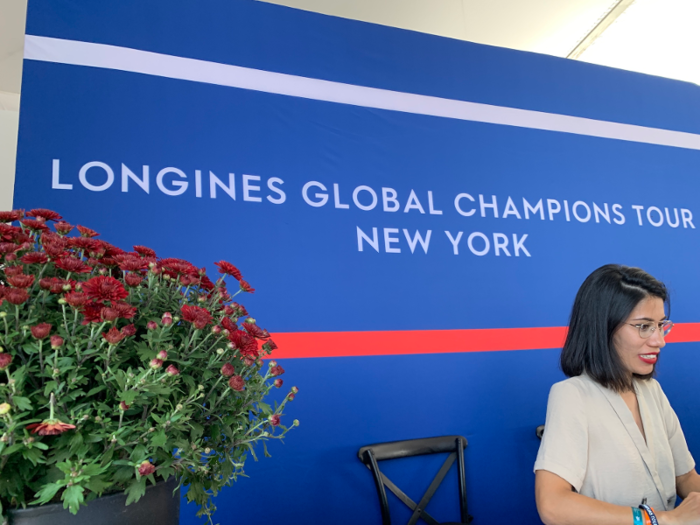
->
[627,320,673,339]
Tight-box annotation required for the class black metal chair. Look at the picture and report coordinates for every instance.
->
[357,436,472,525]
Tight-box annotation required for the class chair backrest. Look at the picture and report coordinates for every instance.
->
[357,436,471,525]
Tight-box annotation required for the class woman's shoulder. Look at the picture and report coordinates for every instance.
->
[548,374,600,403]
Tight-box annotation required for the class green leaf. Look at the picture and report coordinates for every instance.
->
[151,430,167,450]
[119,390,138,406]
[62,484,84,514]
[86,385,106,397]
[13,396,32,412]
[85,476,112,495]
[33,482,61,505]
[21,447,45,466]
[124,477,146,506]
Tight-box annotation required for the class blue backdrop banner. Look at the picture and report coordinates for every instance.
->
[14,1,700,523]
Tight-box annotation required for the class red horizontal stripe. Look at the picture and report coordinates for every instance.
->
[267,323,700,359]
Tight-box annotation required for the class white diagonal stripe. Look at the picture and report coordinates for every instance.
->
[23,35,700,151]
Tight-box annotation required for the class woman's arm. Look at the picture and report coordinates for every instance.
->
[677,469,700,499]
[536,470,700,525]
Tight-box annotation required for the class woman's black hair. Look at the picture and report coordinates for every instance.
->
[560,264,669,392]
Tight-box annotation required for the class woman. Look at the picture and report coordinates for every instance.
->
[535,264,700,525]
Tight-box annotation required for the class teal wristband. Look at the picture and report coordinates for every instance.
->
[632,507,644,525]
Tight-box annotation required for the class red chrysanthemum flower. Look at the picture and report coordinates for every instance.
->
[80,302,103,324]
[68,236,100,252]
[4,288,29,305]
[181,305,212,330]
[39,277,69,294]
[30,323,52,340]
[100,307,119,322]
[4,266,24,277]
[20,219,49,232]
[200,275,215,291]
[55,256,92,274]
[114,254,148,272]
[214,261,242,280]
[76,225,99,238]
[7,274,34,288]
[138,461,156,476]
[158,258,199,278]
[27,209,62,221]
[179,274,200,286]
[243,322,270,340]
[239,280,255,293]
[166,364,180,376]
[20,252,49,265]
[26,419,76,436]
[112,301,136,319]
[43,240,68,259]
[121,324,137,337]
[220,317,237,334]
[64,291,88,307]
[124,273,143,287]
[0,210,22,223]
[0,242,19,254]
[221,363,235,377]
[262,339,278,353]
[228,375,245,391]
[134,245,156,258]
[54,221,74,235]
[102,327,126,345]
[82,276,128,303]
[269,414,281,427]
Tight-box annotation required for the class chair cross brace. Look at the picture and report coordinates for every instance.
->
[365,450,457,525]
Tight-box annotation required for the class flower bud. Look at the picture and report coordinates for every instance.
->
[204,447,211,454]
[0,353,12,371]
[138,460,156,476]
[212,325,221,335]
[288,393,295,401]
[269,414,281,426]
[228,375,245,391]
[244,357,255,367]
[166,364,179,376]
[197,295,206,303]
[220,363,235,377]
[246,318,256,324]
[227,342,234,349]
[163,274,171,280]
[161,312,173,326]
[148,427,155,432]
[269,361,277,368]
[176,404,183,411]
[95,416,102,422]
[52,368,60,376]
[270,365,285,377]
[0,403,10,415]
[120,401,130,411]
[149,358,163,369]
[274,378,283,388]
[216,348,224,355]
[62,283,71,291]
[147,321,158,330]
[291,386,299,394]
[157,350,168,360]
[58,298,67,304]
[50,335,64,349]
[293,419,300,427]
[197,384,204,390]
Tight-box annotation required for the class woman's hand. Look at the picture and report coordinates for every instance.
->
[658,493,700,525]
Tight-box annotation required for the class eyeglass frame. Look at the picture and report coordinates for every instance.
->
[626,320,673,339]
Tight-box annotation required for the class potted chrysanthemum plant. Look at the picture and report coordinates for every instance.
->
[0,208,298,525]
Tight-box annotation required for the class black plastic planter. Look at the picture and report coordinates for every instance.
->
[7,477,180,525]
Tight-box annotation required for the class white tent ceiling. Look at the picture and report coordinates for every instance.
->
[0,0,699,209]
